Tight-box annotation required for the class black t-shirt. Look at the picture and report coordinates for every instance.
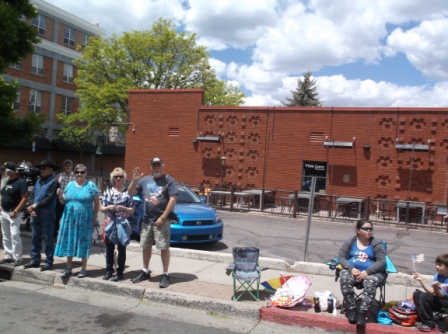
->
[1,177,28,211]
[136,174,178,224]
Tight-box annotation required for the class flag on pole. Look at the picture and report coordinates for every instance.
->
[412,254,425,264]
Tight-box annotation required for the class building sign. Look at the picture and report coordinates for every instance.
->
[303,162,327,174]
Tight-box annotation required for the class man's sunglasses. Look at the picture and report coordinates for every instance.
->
[39,166,49,170]
[64,163,72,166]
[360,227,373,232]
[113,175,124,179]
[75,171,86,175]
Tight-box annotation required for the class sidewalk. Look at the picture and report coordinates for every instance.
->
[1,231,433,333]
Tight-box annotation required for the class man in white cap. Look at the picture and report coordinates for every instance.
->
[0,161,28,266]
[54,159,75,239]
[128,157,178,288]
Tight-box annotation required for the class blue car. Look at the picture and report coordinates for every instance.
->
[129,184,223,244]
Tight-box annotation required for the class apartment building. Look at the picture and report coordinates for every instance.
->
[1,0,123,170]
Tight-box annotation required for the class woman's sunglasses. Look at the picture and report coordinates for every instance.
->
[75,171,86,175]
[360,227,373,232]
[113,175,124,179]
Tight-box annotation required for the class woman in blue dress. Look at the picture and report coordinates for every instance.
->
[55,164,99,278]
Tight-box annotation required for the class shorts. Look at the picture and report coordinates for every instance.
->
[140,222,170,250]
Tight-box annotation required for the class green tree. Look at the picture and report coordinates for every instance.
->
[0,0,44,145]
[62,18,244,138]
[283,71,322,107]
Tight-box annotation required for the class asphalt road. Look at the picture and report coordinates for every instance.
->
[176,211,447,276]
[0,281,344,334]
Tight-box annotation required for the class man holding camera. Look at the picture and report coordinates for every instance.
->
[0,162,28,266]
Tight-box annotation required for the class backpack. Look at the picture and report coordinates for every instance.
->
[387,305,418,327]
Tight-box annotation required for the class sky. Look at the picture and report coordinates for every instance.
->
[42,0,448,107]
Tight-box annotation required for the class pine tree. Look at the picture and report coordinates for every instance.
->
[283,71,322,107]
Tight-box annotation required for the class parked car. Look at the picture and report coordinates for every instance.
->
[129,183,223,244]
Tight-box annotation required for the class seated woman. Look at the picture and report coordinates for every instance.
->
[338,219,386,326]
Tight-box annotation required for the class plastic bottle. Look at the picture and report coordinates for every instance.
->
[327,294,334,313]
[314,296,321,312]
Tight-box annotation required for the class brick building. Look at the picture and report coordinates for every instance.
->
[125,89,448,205]
[1,0,123,173]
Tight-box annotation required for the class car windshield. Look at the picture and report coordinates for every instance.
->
[176,186,202,203]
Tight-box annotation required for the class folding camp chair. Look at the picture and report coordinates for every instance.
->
[434,308,448,333]
[226,247,262,301]
[327,240,397,315]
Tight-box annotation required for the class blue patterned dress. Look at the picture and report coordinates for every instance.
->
[55,181,99,259]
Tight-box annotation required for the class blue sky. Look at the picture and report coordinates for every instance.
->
[41,0,448,107]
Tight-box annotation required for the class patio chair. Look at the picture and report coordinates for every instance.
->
[226,247,262,301]
[327,241,397,316]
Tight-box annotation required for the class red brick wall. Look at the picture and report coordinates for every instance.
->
[126,90,448,204]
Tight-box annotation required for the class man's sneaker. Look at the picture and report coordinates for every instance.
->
[416,323,440,332]
[131,270,151,283]
[159,274,170,288]
[13,259,23,267]
[0,258,14,264]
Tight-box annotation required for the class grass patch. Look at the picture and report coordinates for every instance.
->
[207,311,229,319]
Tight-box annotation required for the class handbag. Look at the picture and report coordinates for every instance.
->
[377,310,393,326]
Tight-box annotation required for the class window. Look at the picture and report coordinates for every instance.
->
[36,128,47,138]
[64,26,75,47]
[63,63,74,83]
[32,14,46,35]
[61,96,72,115]
[29,89,42,113]
[302,161,327,193]
[81,33,89,47]
[12,90,21,111]
[52,129,62,139]
[31,54,44,75]
[10,62,22,70]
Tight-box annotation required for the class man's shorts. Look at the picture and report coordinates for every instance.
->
[140,221,170,249]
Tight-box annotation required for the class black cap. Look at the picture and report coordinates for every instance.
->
[35,160,58,170]
[150,157,163,165]
[0,161,16,171]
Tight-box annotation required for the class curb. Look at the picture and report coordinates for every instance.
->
[260,307,415,333]
[11,267,259,320]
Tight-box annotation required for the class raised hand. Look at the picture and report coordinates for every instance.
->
[132,167,144,181]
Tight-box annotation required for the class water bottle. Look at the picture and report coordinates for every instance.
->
[327,294,334,313]
[314,296,320,312]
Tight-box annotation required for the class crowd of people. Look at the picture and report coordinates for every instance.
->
[1,158,448,329]
[0,156,177,288]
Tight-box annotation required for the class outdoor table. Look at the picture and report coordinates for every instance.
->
[241,189,272,211]
[278,193,317,214]
[334,197,364,219]
[396,201,426,224]
[437,206,448,225]
[208,190,252,212]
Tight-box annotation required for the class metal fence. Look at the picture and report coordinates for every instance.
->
[187,184,448,232]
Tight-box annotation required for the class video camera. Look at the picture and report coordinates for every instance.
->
[16,160,40,186]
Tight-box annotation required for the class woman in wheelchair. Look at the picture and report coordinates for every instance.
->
[338,219,386,326]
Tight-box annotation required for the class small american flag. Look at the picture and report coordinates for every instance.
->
[412,254,425,264]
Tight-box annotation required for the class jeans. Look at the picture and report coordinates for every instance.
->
[0,211,23,261]
[106,242,126,275]
[31,213,55,266]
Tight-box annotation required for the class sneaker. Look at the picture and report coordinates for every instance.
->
[131,270,151,284]
[159,274,170,288]
[0,258,14,264]
[23,262,40,269]
[13,259,23,267]
[416,323,440,332]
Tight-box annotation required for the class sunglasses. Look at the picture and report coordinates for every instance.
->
[360,227,373,232]
[39,166,49,170]
[64,164,72,166]
[75,171,86,175]
[113,175,124,179]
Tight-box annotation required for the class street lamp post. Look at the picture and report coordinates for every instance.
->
[220,156,227,188]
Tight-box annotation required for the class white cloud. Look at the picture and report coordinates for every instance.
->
[385,19,448,80]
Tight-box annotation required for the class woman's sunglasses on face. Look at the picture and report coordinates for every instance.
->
[113,175,124,179]
[75,170,86,175]
[360,227,373,232]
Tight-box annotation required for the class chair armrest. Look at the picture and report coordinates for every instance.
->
[226,264,236,270]
[256,265,262,272]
